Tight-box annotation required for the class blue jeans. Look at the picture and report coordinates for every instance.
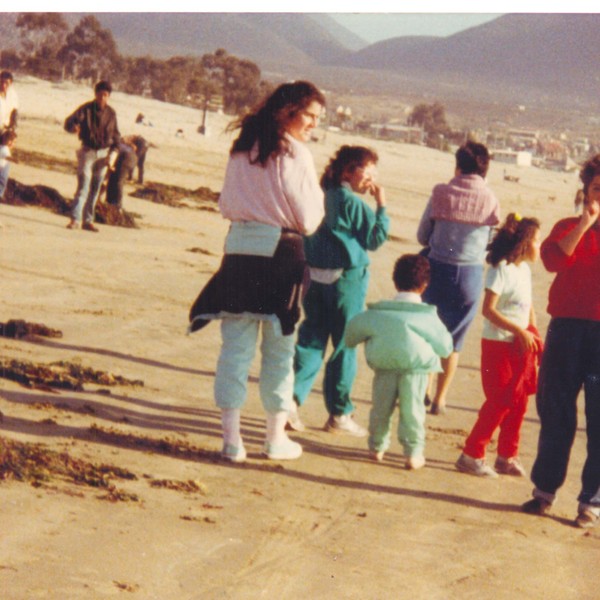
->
[0,161,9,199]
[531,318,600,506]
[71,147,109,224]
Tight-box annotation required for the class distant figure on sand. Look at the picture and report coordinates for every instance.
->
[292,145,389,436]
[0,129,16,200]
[124,134,153,184]
[417,141,500,415]
[345,254,452,470]
[65,80,120,232]
[522,155,600,529]
[105,135,153,207]
[105,139,137,209]
[0,70,19,133]
[188,81,325,463]
[456,214,543,479]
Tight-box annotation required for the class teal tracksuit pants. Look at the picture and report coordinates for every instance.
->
[368,370,429,458]
[293,267,369,416]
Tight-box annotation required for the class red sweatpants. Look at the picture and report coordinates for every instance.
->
[464,338,539,459]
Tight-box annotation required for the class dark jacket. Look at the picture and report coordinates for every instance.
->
[64,100,120,151]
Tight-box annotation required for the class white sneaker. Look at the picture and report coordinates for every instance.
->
[324,414,367,437]
[221,443,247,463]
[456,453,498,478]
[285,404,305,432]
[369,450,384,462]
[263,437,303,460]
[406,455,426,470]
[495,455,527,477]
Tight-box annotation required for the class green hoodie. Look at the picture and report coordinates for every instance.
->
[345,300,453,373]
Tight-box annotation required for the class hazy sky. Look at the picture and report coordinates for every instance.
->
[330,13,503,43]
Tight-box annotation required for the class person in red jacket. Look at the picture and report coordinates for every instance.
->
[522,154,600,529]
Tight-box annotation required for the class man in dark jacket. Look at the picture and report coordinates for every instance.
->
[65,80,120,232]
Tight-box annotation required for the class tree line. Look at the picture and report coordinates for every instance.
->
[0,13,272,115]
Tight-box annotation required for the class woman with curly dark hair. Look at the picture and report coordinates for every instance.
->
[292,145,390,435]
[189,81,325,462]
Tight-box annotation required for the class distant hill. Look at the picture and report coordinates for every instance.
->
[343,13,600,104]
[2,12,600,113]
[88,12,355,67]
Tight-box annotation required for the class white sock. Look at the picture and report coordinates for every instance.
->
[266,411,289,446]
[221,408,242,447]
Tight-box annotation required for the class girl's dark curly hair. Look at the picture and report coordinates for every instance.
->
[228,80,325,166]
[320,145,379,190]
[486,213,540,267]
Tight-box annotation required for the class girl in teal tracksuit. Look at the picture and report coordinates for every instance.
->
[345,254,453,469]
[292,145,389,436]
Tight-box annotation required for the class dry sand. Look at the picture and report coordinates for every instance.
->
[0,77,597,599]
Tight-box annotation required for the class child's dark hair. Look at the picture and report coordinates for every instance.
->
[0,129,16,145]
[486,213,540,266]
[320,145,378,190]
[393,254,431,292]
[456,141,490,178]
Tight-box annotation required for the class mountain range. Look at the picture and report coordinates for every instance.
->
[1,12,599,110]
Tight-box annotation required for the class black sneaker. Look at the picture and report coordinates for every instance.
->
[575,508,599,529]
[521,497,552,515]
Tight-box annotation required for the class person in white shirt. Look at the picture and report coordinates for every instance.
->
[0,71,18,132]
[0,128,16,200]
[189,81,325,463]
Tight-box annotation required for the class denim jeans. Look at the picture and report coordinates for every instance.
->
[71,147,109,224]
[531,318,600,506]
[0,161,9,199]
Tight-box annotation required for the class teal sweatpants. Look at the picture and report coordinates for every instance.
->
[215,317,295,414]
[294,267,369,416]
[368,370,429,458]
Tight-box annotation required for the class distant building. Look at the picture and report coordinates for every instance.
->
[369,124,424,144]
[507,129,539,150]
[492,150,532,167]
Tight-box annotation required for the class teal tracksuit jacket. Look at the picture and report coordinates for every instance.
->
[345,299,452,456]
[293,184,389,416]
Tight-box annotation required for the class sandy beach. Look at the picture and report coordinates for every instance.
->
[0,76,597,599]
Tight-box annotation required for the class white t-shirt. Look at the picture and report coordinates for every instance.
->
[0,144,11,168]
[0,86,18,129]
[482,260,532,342]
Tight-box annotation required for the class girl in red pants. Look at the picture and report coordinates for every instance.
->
[456,213,543,478]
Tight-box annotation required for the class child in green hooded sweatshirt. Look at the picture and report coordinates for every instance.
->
[345,254,453,470]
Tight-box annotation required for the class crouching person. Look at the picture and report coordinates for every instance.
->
[345,254,452,470]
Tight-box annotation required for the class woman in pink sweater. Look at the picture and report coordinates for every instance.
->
[189,81,325,463]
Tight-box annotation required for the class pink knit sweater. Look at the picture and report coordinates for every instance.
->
[430,174,499,226]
